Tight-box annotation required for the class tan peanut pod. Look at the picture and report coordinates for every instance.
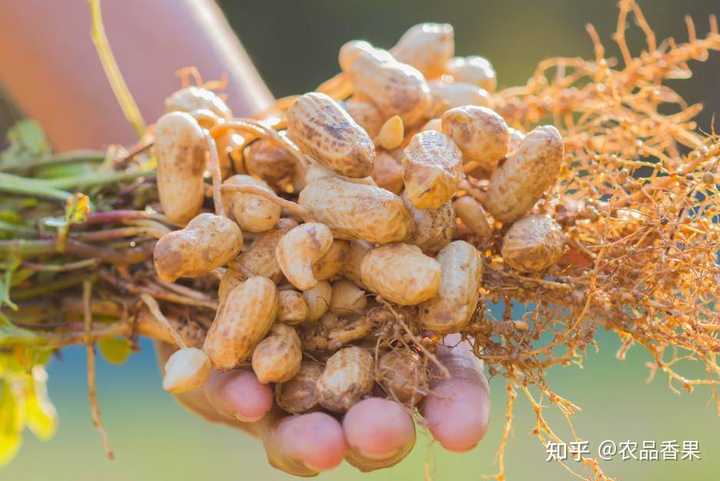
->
[361,243,441,305]
[453,196,493,242]
[317,346,374,412]
[418,240,483,333]
[165,86,232,119]
[275,360,323,414]
[286,92,375,178]
[330,280,367,315]
[446,56,497,92]
[507,127,525,156]
[277,289,309,325]
[191,109,222,130]
[371,151,404,194]
[162,347,212,394]
[377,349,428,405]
[215,131,246,178]
[343,98,384,138]
[203,276,278,369]
[252,324,302,384]
[302,309,380,352]
[501,214,566,272]
[232,218,298,282]
[428,80,491,116]
[244,137,297,184]
[154,213,243,283]
[421,118,443,132]
[276,222,333,290]
[390,23,454,79]
[218,268,246,304]
[342,240,373,287]
[222,175,281,233]
[403,194,455,254]
[483,125,564,223]
[441,106,509,173]
[339,41,432,127]
[154,111,206,225]
[312,239,349,281]
[303,280,333,322]
[375,115,404,150]
[299,176,412,244]
[402,130,463,209]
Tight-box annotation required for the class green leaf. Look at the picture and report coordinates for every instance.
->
[0,120,51,171]
[0,323,41,348]
[98,337,133,365]
[0,256,20,311]
[24,367,56,441]
[0,380,23,466]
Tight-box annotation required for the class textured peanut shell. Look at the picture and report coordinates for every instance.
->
[483,125,563,223]
[231,218,298,282]
[153,213,243,283]
[453,196,493,242]
[391,23,454,79]
[313,240,349,281]
[375,115,404,150]
[218,268,246,304]
[361,243,441,305]
[303,281,332,322]
[203,276,278,369]
[377,349,428,405]
[418,240,483,333]
[162,347,212,394]
[165,86,232,119]
[371,151,404,194]
[298,176,412,244]
[441,106,509,173]
[222,175,281,233]
[329,280,367,315]
[275,360,323,414]
[244,137,297,183]
[287,92,375,178]
[154,111,206,225]
[343,98,384,138]
[340,41,432,127]
[501,214,566,272]
[317,346,374,412]
[402,130,463,209]
[277,290,309,325]
[251,324,302,384]
[342,240,373,287]
[215,131,245,178]
[276,223,333,291]
[446,56,497,92]
[429,80,491,115]
[404,194,455,254]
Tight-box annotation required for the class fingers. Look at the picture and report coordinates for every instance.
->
[264,412,347,477]
[421,340,491,452]
[204,369,274,423]
[343,397,416,471]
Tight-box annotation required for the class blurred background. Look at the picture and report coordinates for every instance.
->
[3,1,720,480]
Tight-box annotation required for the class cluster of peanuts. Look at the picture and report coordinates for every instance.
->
[153,23,565,414]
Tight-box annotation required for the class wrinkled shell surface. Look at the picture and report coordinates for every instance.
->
[391,23,454,79]
[446,56,497,91]
[164,86,232,119]
[162,347,212,394]
[244,137,296,183]
[222,175,281,232]
[441,105,509,172]
[277,289,309,325]
[276,222,334,290]
[232,218,297,283]
[371,151,405,194]
[501,214,566,272]
[429,80,490,115]
[377,349,428,405]
[275,360,324,414]
[343,97,385,138]
[330,280,367,315]
[317,346,374,412]
[404,195,455,254]
[453,196,493,241]
[303,281,333,322]
[313,240,349,281]
[252,324,302,383]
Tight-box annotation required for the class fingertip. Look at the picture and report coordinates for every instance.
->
[343,398,415,461]
[205,370,273,422]
[275,412,347,472]
[422,378,490,452]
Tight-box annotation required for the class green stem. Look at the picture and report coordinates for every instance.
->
[1,150,105,173]
[0,172,71,201]
[0,220,36,236]
[11,273,96,301]
[45,169,154,189]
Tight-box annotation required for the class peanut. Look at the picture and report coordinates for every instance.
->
[343,97,384,138]
[298,176,412,244]
[203,276,278,369]
[429,80,491,115]
[402,130,463,209]
[231,218,298,283]
[483,125,564,223]
[154,213,243,283]
[501,214,566,272]
[330,280,367,315]
[162,347,212,394]
[391,23,454,79]
[507,127,526,156]
[276,222,334,290]
[453,196,493,242]
[342,240,373,287]
[361,243,441,305]
[317,346,374,412]
[375,115,404,150]
[377,349,427,405]
[222,175,281,232]
[275,360,324,414]
[277,289,310,325]
[446,56,497,91]
[313,240,349,281]
[421,118,443,132]
[371,151,404,194]
[302,280,332,322]
[154,111,207,224]
[287,92,375,178]
[215,131,245,178]
[244,137,297,184]
[441,106,509,173]
[418,240,483,333]
[339,41,432,126]
[218,268,246,304]
[165,86,232,119]
[404,194,455,254]
[252,324,302,384]
[303,306,390,352]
